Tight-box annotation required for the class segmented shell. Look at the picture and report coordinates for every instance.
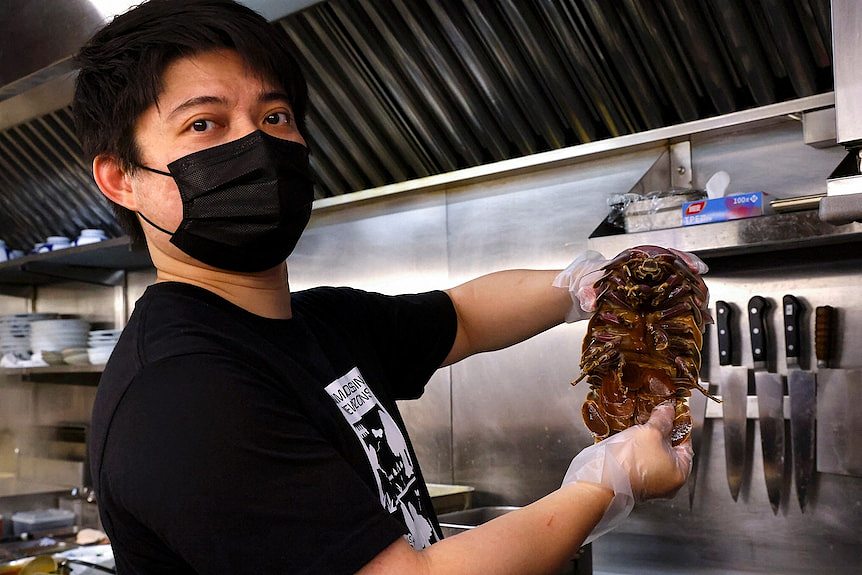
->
[573,245,712,445]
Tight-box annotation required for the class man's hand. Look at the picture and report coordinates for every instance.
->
[552,250,609,322]
[561,402,693,543]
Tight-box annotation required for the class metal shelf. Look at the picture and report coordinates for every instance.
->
[587,210,862,259]
[0,237,152,296]
[0,239,140,383]
[0,364,103,385]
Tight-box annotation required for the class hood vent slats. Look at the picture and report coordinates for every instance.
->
[0,0,833,251]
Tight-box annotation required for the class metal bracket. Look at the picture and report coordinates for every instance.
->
[802,107,838,148]
[823,147,862,224]
[670,141,692,189]
[627,140,693,196]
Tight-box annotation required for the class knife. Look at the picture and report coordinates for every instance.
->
[716,300,748,501]
[783,295,816,512]
[687,323,711,510]
[815,306,862,476]
[748,295,785,514]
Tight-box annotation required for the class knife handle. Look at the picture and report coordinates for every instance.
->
[783,295,802,362]
[815,305,834,368]
[716,300,733,366]
[748,296,770,364]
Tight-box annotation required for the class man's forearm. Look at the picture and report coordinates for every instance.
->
[359,481,612,575]
[443,269,572,365]
[424,481,611,574]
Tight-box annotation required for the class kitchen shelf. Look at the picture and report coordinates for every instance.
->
[0,364,103,385]
[587,209,862,259]
[0,237,152,296]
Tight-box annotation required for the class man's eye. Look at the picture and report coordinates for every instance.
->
[264,112,291,125]
[190,120,214,132]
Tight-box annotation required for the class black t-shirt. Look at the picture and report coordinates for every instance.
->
[88,282,457,574]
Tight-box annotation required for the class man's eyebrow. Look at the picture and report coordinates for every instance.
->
[259,91,292,105]
[166,95,229,120]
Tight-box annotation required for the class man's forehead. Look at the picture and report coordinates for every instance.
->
[152,49,287,112]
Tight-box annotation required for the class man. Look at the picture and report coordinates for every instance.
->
[74,1,696,573]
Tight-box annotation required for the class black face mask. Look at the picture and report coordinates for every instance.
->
[137,130,314,273]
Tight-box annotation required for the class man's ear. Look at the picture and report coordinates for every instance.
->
[93,154,137,210]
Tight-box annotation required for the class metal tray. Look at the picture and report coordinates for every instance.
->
[426,483,474,516]
[438,505,521,537]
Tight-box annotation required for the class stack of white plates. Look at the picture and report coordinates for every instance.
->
[0,313,59,358]
[30,318,90,354]
[87,329,121,364]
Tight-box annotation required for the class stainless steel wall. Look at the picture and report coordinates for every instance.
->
[290,117,858,574]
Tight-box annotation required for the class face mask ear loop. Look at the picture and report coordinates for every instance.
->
[137,164,173,177]
[133,163,176,235]
[137,211,174,236]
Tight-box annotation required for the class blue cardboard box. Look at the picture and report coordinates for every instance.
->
[682,192,766,226]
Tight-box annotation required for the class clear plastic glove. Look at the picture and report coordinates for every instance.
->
[552,248,708,322]
[552,250,608,322]
[666,247,709,275]
[561,403,693,544]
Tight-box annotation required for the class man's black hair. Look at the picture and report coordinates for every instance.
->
[72,0,308,242]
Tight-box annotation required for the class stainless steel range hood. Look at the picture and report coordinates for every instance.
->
[0,0,836,250]
[0,0,323,105]
[821,0,862,225]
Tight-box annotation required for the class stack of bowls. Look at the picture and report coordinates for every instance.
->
[30,319,90,357]
[0,313,59,359]
[87,329,121,365]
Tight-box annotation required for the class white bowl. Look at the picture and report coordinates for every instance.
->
[80,229,107,238]
[87,349,112,365]
[87,342,117,350]
[75,237,104,246]
[45,237,72,250]
[62,347,88,357]
[65,353,91,366]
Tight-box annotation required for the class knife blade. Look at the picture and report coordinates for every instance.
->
[815,306,862,476]
[783,295,816,512]
[716,300,748,501]
[687,323,710,510]
[748,295,785,514]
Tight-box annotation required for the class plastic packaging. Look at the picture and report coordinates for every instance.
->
[606,189,706,232]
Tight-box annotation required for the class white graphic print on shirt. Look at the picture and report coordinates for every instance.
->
[325,367,439,549]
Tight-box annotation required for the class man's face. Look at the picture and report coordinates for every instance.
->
[130,49,306,268]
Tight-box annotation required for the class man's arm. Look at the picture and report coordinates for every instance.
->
[443,269,571,366]
[359,480,612,575]
[360,404,692,574]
